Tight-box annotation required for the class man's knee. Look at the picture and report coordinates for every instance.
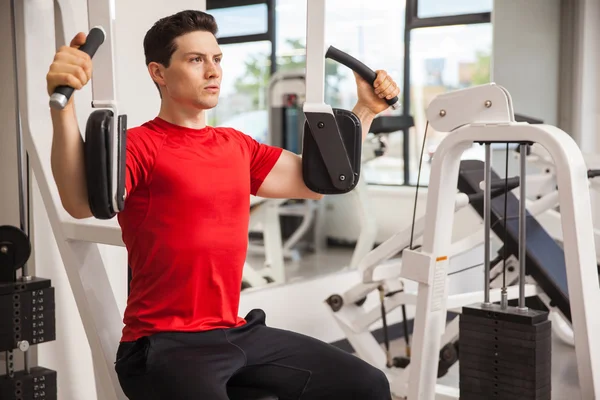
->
[353,362,391,399]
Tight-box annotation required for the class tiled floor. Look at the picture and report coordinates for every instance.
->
[247,245,583,400]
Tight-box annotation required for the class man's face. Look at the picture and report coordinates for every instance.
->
[154,31,223,110]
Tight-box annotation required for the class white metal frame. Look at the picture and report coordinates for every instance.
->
[406,83,600,399]
[327,84,600,399]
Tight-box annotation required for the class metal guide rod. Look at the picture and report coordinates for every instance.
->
[483,143,491,305]
[519,143,528,310]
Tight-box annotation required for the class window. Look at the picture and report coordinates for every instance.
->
[210,3,269,38]
[418,0,493,18]
[206,41,272,143]
[409,23,492,185]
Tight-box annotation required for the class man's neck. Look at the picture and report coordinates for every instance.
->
[157,102,207,130]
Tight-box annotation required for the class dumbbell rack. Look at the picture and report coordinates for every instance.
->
[0,225,57,400]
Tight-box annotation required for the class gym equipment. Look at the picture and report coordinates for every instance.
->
[249,9,404,274]
[300,0,402,195]
[1,4,57,398]
[326,154,595,398]
[407,84,599,399]
[458,139,552,400]
[516,143,600,265]
[259,68,324,263]
[49,23,127,220]
[325,84,600,399]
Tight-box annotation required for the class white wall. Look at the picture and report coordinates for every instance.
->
[491,0,561,126]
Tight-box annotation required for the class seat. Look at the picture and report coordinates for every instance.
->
[227,386,279,400]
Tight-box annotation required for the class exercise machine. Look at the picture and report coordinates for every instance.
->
[1,5,58,394]
[247,45,406,278]
[248,69,322,266]
[407,84,600,399]
[516,143,600,264]
[326,84,600,399]
[12,0,397,398]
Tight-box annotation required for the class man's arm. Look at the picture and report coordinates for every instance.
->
[47,33,94,219]
[255,70,400,200]
[50,105,93,219]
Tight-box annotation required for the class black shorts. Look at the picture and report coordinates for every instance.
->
[114,309,391,399]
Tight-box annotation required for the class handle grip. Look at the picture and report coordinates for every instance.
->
[588,169,600,179]
[49,26,106,110]
[325,45,400,110]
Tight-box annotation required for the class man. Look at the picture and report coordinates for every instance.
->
[47,9,399,400]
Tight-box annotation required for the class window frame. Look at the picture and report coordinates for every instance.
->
[207,0,277,75]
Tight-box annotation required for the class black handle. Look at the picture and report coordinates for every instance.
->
[490,176,520,190]
[325,45,400,110]
[49,26,106,110]
[468,177,521,204]
[588,169,600,179]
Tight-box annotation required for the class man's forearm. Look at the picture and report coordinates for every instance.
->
[50,104,92,219]
[352,103,377,142]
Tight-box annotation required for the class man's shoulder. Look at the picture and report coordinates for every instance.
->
[125,120,168,156]
[213,126,256,144]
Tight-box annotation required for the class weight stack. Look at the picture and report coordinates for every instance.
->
[459,303,552,400]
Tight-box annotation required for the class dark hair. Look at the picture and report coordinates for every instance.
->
[144,10,218,67]
[143,10,218,93]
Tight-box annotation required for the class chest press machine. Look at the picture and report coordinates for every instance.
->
[325,84,600,399]
[5,0,396,399]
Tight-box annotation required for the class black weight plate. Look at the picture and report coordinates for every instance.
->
[460,367,551,390]
[459,357,551,380]
[460,389,551,400]
[460,313,551,334]
[460,329,552,349]
[463,303,549,325]
[0,226,31,270]
[460,321,551,341]
[459,344,551,366]
[460,374,551,398]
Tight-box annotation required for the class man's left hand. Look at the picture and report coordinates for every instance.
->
[354,70,400,116]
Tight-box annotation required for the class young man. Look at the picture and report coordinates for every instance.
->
[47,10,400,400]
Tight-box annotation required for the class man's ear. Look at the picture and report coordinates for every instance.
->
[148,62,166,87]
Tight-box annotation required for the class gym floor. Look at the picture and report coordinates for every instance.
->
[249,247,581,400]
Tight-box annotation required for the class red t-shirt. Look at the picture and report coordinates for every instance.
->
[117,117,283,342]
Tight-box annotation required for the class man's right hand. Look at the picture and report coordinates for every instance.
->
[46,32,93,104]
